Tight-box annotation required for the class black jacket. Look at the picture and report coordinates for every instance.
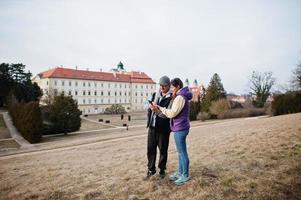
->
[146,92,172,133]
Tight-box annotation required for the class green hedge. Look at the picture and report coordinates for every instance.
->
[272,91,301,116]
[9,101,42,143]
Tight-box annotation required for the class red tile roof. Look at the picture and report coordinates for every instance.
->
[38,67,155,84]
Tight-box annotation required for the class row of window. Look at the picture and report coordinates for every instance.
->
[48,80,154,89]
[80,98,132,104]
[46,89,150,97]
[77,97,148,105]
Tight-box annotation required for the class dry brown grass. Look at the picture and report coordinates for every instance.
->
[0,114,10,139]
[0,113,300,200]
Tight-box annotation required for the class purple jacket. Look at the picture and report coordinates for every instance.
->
[170,87,193,132]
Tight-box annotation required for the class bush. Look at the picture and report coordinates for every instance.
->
[104,104,126,114]
[189,101,201,121]
[272,91,301,116]
[197,112,210,121]
[46,93,82,134]
[9,101,42,143]
[209,98,230,118]
[220,108,266,119]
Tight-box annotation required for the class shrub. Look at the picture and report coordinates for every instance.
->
[189,101,201,121]
[197,112,210,121]
[220,108,266,119]
[272,91,301,116]
[46,93,82,134]
[9,101,42,143]
[104,104,126,114]
[209,98,230,118]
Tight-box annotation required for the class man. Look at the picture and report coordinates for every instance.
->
[145,76,172,179]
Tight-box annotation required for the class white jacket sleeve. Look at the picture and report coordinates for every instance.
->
[159,95,185,118]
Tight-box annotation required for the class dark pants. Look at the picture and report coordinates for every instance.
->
[147,127,170,173]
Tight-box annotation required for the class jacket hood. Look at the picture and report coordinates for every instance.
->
[177,86,192,100]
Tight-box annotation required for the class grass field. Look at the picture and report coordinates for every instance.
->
[0,113,300,200]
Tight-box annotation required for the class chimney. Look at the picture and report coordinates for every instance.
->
[99,68,102,72]
[75,66,78,70]
[86,68,89,71]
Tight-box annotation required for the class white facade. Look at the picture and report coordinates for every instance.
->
[33,69,156,114]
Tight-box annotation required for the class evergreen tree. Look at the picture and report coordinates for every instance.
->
[201,73,226,112]
[0,63,42,106]
[48,93,82,134]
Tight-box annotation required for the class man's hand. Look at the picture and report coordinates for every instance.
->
[150,103,160,113]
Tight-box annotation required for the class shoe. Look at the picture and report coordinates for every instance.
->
[175,175,190,185]
[143,170,156,180]
[169,171,180,181]
[159,170,166,179]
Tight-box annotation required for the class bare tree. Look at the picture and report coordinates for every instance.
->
[249,71,275,107]
[291,62,301,91]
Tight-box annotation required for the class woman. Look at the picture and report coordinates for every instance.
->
[151,78,192,185]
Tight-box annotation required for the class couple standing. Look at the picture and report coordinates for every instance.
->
[145,76,192,186]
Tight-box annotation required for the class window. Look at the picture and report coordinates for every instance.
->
[141,85,143,89]
[135,85,137,89]
[141,92,143,97]
[83,82,86,87]
[68,91,72,95]
[108,91,110,96]
[94,99,97,104]
[94,91,97,96]
[125,84,127,88]
[88,99,91,104]
[62,81,65,86]
[75,82,78,86]
[115,92,117,96]
[101,83,103,87]
[101,91,103,96]
[120,84,122,88]
[135,92,137,96]
[83,91,86,95]
[146,85,148,89]
[115,83,117,88]
[125,92,127,96]
[83,99,86,104]
[120,92,122,96]
[94,82,97,87]
[88,82,91,87]
[88,91,91,96]
[46,81,48,85]
[129,92,131,96]
[108,99,110,103]
[101,99,103,103]
[69,81,71,86]
[108,83,110,88]
[75,91,78,95]
[119,99,121,103]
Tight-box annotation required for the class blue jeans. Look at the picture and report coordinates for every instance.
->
[174,129,190,177]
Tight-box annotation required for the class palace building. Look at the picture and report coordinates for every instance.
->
[32,63,156,114]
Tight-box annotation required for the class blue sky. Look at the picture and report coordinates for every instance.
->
[1,0,301,94]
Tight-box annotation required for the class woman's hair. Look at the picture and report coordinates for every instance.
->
[171,78,183,89]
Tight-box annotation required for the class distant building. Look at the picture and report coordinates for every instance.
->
[189,79,205,102]
[32,64,156,114]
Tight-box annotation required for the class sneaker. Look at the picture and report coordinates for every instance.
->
[143,170,156,180]
[175,175,190,185]
[169,171,180,181]
[159,170,166,179]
